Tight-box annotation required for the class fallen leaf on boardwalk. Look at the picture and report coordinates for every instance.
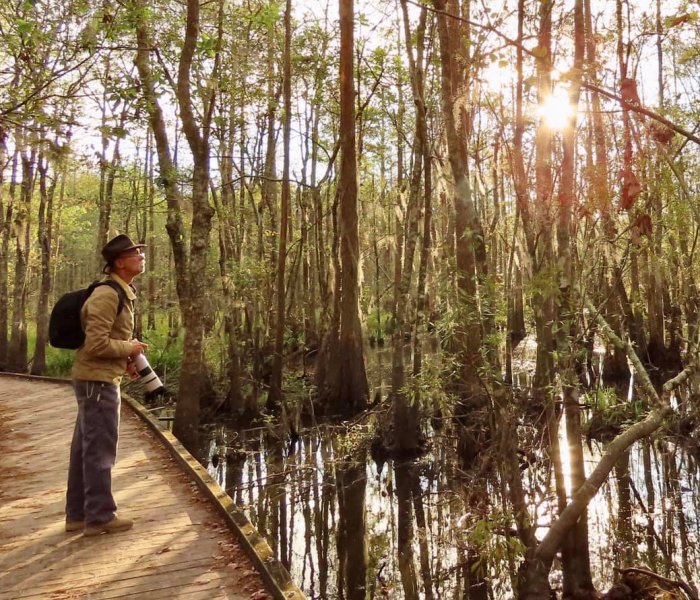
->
[218,541,236,550]
[156,546,171,554]
[226,561,239,569]
[249,590,270,600]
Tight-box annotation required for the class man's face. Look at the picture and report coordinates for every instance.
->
[116,249,146,276]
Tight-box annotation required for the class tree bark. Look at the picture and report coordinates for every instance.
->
[0,126,11,367]
[146,132,157,331]
[132,0,224,453]
[132,0,189,311]
[172,0,218,453]
[9,129,36,372]
[31,147,55,375]
[554,0,595,594]
[390,0,430,455]
[269,0,292,412]
[315,0,369,417]
[433,0,485,407]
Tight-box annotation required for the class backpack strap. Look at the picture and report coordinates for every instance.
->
[91,280,128,316]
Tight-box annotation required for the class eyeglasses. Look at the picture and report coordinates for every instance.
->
[119,250,145,258]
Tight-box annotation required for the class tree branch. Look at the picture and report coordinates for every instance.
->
[531,295,696,568]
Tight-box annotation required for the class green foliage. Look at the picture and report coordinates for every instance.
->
[25,326,73,377]
[15,18,34,37]
[248,1,281,28]
[587,386,621,412]
[141,325,183,378]
[334,423,373,459]
[582,387,645,437]
[677,46,700,65]
[365,306,391,338]
[463,510,527,589]
[197,32,218,58]
[44,348,75,377]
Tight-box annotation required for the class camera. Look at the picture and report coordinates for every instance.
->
[133,353,166,396]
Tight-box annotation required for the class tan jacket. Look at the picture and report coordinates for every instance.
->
[71,274,137,384]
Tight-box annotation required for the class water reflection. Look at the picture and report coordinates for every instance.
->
[200,414,700,599]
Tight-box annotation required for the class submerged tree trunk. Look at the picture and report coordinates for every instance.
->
[389,0,430,456]
[315,0,369,418]
[395,461,419,600]
[268,0,292,413]
[434,0,485,412]
[336,452,368,600]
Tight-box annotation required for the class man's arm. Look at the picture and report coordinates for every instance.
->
[81,287,134,358]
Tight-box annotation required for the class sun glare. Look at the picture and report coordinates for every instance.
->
[537,89,575,130]
[483,60,511,92]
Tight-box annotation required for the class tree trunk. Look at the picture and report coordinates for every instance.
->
[555,0,596,594]
[531,0,556,408]
[132,0,189,311]
[9,130,36,372]
[31,148,55,375]
[389,0,430,456]
[433,0,484,408]
[146,132,157,331]
[315,0,369,418]
[505,0,528,387]
[172,0,218,453]
[616,0,647,359]
[96,110,128,274]
[0,126,11,367]
[269,0,292,412]
[583,0,630,383]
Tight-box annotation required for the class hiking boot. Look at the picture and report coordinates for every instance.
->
[65,520,84,532]
[83,516,133,537]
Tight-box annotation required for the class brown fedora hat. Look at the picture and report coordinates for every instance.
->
[102,234,147,264]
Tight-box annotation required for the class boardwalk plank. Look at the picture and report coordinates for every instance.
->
[0,377,273,600]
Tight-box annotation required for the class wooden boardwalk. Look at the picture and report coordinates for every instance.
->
[0,376,274,600]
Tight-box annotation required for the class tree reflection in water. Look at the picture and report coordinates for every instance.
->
[203,420,700,598]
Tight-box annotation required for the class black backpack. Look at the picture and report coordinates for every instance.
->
[49,281,127,350]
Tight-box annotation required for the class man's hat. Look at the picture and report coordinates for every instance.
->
[102,234,146,264]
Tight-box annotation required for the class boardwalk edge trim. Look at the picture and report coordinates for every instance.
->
[0,373,306,600]
[122,394,306,600]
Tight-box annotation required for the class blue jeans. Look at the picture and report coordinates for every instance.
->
[65,380,120,526]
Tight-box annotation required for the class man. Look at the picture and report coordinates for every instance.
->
[65,234,149,536]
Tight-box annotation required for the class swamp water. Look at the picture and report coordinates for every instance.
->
[154,345,700,598]
[202,423,700,598]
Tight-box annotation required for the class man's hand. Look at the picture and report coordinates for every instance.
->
[129,339,148,358]
[126,360,140,380]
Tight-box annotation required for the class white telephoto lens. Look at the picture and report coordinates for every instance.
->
[133,353,165,394]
